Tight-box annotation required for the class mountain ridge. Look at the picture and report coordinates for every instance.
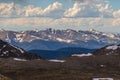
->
[93,44,120,56]
[0,40,41,60]
[0,28,120,50]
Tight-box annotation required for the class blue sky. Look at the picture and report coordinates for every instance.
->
[29,0,74,9]
[109,0,120,10]
[0,0,120,33]
[28,0,120,10]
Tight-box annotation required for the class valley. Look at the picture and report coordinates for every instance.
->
[0,40,119,80]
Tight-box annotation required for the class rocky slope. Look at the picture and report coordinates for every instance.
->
[0,40,41,60]
[93,44,120,55]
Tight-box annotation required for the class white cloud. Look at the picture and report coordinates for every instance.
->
[64,0,113,18]
[0,0,120,33]
[43,2,62,14]
[97,4,113,18]
[24,2,64,18]
[24,5,43,17]
[43,2,64,18]
[0,17,120,32]
[64,2,81,17]
[0,3,14,17]
[112,18,120,26]
[113,10,120,18]
[0,2,63,18]
[64,2,100,17]
[0,1,119,18]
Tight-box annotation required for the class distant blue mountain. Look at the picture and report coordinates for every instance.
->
[57,47,96,53]
[29,47,96,59]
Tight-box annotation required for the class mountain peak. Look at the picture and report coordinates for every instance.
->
[33,28,39,32]
[89,29,96,32]
[88,29,101,34]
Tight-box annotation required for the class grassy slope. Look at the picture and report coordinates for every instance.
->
[0,55,120,80]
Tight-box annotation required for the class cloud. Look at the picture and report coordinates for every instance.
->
[24,2,64,18]
[0,3,26,17]
[0,17,120,32]
[64,0,113,18]
[112,18,120,26]
[97,4,113,18]
[0,0,119,18]
[42,2,64,18]
[64,2,100,18]
[113,10,120,18]
[1,0,120,33]
[0,2,64,18]
[0,3,14,17]
[24,5,43,17]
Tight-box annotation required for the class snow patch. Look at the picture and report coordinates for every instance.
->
[48,59,65,63]
[106,45,119,50]
[15,33,24,42]
[93,78,113,80]
[92,35,99,40]
[56,38,73,43]
[11,45,25,53]
[72,53,92,57]
[13,58,27,61]
[89,29,101,34]
[100,65,104,67]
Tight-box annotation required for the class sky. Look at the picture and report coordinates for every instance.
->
[0,0,120,33]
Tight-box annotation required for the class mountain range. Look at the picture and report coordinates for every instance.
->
[0,28,120,50]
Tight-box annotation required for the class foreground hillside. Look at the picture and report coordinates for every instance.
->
[0,54,120,80]
[0,40,41,59]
